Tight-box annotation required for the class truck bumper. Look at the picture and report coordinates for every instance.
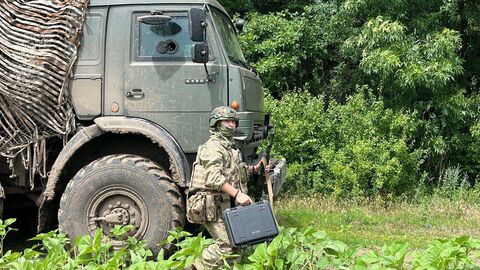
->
[269,158,286,196]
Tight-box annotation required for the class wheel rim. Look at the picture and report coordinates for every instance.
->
[86,185,148,245]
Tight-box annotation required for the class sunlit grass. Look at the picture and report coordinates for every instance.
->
[274,195,480,249]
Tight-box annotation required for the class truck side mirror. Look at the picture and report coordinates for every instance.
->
[189,8,207,42]
[192,43,209,63]
[235,19,245,33]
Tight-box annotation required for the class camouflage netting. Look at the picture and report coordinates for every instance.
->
[0,0,89,160]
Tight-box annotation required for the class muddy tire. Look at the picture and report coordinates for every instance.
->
[58,154,184,254]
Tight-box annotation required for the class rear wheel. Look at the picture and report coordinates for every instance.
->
[58,154,184,254]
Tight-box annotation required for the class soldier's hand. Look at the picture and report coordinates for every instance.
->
[264,163,271,172]
[235,192,252,206]
[254,160,270,173]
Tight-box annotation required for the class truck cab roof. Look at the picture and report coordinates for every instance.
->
[89,0,227,15]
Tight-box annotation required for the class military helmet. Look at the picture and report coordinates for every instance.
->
[209,106,239,127]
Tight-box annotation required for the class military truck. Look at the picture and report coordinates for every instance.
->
[0,0,285,253]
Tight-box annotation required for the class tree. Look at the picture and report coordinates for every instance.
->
[218,0,315,16]
[239,0,480,189]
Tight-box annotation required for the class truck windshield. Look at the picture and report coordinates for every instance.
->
[211,10,249,68]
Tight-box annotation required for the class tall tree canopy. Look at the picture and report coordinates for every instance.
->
[224,0,480,195]
[218,0,315,15]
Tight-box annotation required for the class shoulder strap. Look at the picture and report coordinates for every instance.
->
[186,144,205,201]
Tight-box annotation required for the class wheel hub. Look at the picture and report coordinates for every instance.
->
[93,205,132,225]
[86,186,148,244]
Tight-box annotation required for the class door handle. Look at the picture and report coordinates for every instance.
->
[126,89,144,98]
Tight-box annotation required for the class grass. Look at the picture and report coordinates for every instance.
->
[274,194,480,249]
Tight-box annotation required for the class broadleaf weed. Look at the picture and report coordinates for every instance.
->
[0,219,476,269]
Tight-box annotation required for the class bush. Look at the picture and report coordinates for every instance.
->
[267,90,424,198]
[237,2,480,188]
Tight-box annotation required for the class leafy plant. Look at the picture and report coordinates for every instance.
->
[355,242,409,269]
[267,91,424,198]
[412,236,480,270]
[0,218,16,257]
[236,226,360,269]
[0,219,478,269]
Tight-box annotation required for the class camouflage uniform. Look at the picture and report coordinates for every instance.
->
[187,106,249,270]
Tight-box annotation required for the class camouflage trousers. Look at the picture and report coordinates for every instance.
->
[193,218,241,269]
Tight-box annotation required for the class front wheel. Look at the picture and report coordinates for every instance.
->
[58,154,185,254]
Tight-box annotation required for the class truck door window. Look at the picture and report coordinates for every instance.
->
[134,12,192,61]
[211,10,248,68]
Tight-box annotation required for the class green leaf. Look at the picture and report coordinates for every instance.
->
[274,258,284,269]
[248,243,268,263]
[312,231,327,240]
[266,235,282,257]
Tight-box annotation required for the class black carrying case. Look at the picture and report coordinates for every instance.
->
[223,200,279,248]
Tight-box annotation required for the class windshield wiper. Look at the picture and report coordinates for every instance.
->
[229,55,250,69]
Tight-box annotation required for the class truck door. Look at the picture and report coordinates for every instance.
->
[104,5,227,153]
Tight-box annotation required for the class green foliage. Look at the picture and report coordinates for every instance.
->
[239,12,307,97]
[237,0,480,192]
[218,0,314,16]
[344,15,480,183]
[0,220,479,269]
[239,4,339,98]
[238,227,360,269]
[217,0,253,17]
[0,222,211,270]
[239,228,480,269]
[412,236,480,270]
[267,91,423,197]
[164,229,212,269]
[0,218,16,257]
[355,243,409,269]
[346,17,463,96]
[436,166,470,199]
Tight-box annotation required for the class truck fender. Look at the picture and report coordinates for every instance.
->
[38,116,189,231]
[94,116,189,184]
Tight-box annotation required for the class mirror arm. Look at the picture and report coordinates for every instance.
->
[203,62,216,83]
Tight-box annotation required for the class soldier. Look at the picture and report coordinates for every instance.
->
[186,106,265,270]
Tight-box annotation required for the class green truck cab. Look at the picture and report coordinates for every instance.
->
[0,0,285,253]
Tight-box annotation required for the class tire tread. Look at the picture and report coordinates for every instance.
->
[58,154,185,252]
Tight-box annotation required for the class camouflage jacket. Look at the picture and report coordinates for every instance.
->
[190,132,248,193]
